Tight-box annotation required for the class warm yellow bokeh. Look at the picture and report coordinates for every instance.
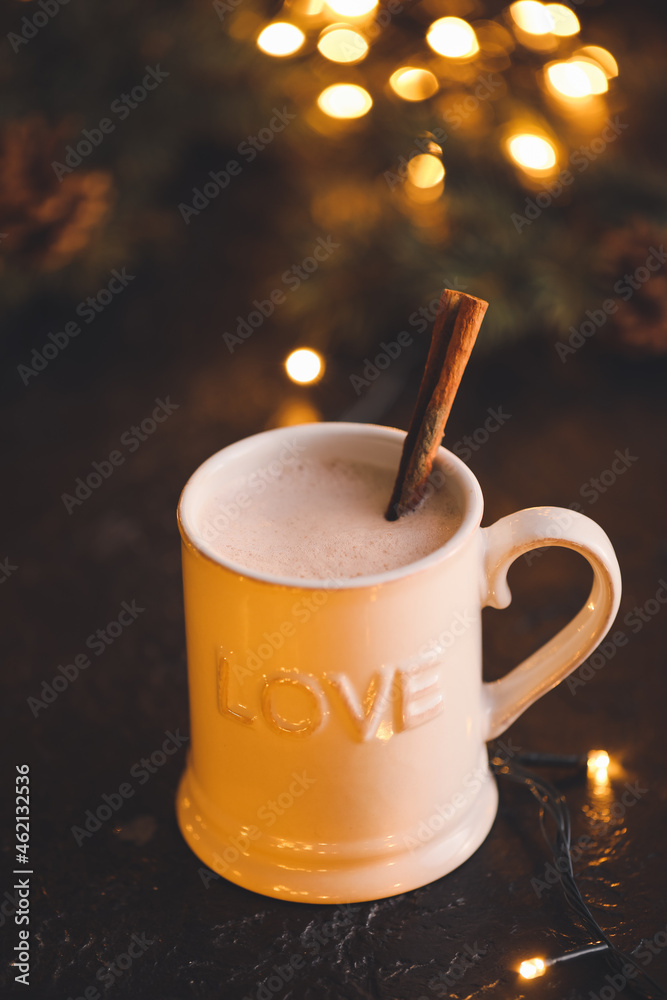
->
[325,0,377,17]
[285,349,324,384]
[510,1,553,35]
[317,26,368,63]
[317,83,373,118]
[257,23,306,56]
[507,133,557,171]
[545,3,579,36]
[407,154,445,189]
[389,67,439,101]
[427,17,479,59]
[576,45,619,79]
[546,59,608,98]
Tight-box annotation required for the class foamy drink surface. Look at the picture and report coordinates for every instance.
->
[199,457,461,580]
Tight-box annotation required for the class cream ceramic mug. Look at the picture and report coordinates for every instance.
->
[176,422,621,903]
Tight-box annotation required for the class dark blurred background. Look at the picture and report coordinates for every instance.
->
[1,0,666,997]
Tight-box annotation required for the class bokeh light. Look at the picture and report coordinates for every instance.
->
[507,133,557,171]
[407,154,445,188]
[325,0,377,17]
[389,67,439,101]
[545,4,580,36]
[546,59,608,98]
[285,349,324,384]
[426,17,479,59]
[257,23,306,57]
[519,957,547,979]
[576,45,619,79]
[509,1,553,35]
[317,83,373,118]
[317,26,368,63]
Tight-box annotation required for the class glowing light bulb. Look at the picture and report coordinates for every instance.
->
[519,957,547,979]
[588,749,610,786]
[389,67,439,101]
[426,17,479,59]
[546,59,608,98]
[257,23,306,57]
[325,0,377,17]
[507,133,557,171]
[285,348,324,384]
[317,83,372,118]
[407,154,445,188]
[545,4,579,36]
[576,46,618,79]
[588,750,610,772]
[509,1,554,35]
[317,26,368,63]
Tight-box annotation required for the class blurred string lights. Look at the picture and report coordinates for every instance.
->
[490,747,666,997]
[254,0,619,184]
[258,1,620,387]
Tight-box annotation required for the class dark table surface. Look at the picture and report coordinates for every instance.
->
[2,269,667,1000]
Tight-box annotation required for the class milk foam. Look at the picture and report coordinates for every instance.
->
[199,457,461,580]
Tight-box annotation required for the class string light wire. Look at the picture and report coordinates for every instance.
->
[489,747,666,998]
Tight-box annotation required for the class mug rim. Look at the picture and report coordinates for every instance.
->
[177,421,485,591]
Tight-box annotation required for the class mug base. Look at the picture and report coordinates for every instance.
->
[176,769,499,904]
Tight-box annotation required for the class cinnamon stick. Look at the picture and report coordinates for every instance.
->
[385,289,488,521]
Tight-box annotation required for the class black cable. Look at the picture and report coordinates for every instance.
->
[515,751,587,769]
[489,747,666,999]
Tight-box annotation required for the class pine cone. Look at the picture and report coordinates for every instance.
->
[0,116,113,272]
[593,218,667,356]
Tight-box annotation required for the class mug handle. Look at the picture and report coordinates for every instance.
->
[481,506,622,741]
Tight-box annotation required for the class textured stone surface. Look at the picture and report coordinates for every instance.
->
[3,298,666,999]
